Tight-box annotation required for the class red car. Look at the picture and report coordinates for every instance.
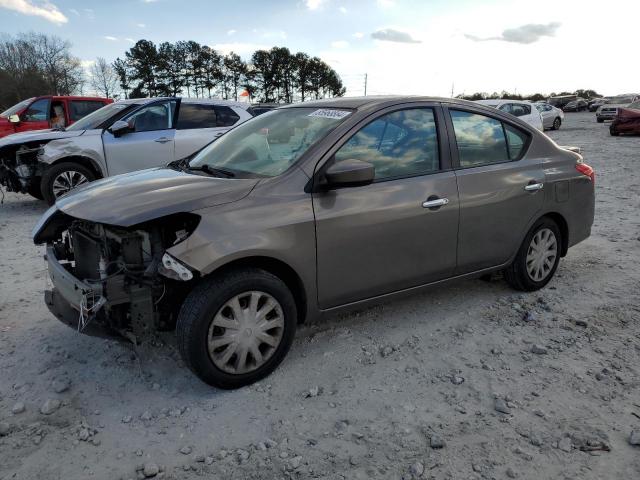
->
[610,108,640,136]
[0,96,113,139]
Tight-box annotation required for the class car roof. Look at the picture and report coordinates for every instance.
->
[111,97,250,109]
[281,95,475,111]
[35,95,111,101]
[475,99,529,106]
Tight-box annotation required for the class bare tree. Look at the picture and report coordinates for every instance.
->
[90,57,118,98]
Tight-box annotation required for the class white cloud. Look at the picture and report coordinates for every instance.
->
[352,32,364,39]
[465,22,561,44]
[125,38,136,43]
[339,6,347,14]
[69,7,78,15]
[136,22,146,28]
[0,0,68,24]
[104,36,118,41]
[227,29,236,35]
[305,0,325,10]
[331,40,349,49]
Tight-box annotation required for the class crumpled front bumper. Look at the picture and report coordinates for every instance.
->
[44,245,120,340]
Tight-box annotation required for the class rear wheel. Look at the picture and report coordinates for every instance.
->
[610,127,619,136]
[552,117,562,130]
[176,268,297,389]
[504,218,561,291]
[41,162,95,205]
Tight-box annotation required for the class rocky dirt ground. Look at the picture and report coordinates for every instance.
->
[0,112,639,480]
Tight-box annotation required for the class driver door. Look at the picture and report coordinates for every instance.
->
[102,100,176,176]
[313,105,459,309]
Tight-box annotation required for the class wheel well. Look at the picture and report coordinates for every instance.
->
[543,212,569,257]
[51,156,103,179]
[208,256,308,323]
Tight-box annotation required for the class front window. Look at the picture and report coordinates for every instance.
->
[334,108,440,180]
[189,107,351,177]
[0,98,34,118]
[67,102,135,131]
[124,101,175,132]
[23,98,50,122]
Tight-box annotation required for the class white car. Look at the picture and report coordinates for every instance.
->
[475,100,543,131]
[534,103,565,130]
[0,98,253,204]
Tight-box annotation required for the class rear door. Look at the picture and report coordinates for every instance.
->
[15,98,50,133]
[102,100,176,176]
[313,104,459,308]
[444,106,545,273]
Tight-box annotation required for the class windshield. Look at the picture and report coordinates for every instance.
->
[189,107,351,177]
[66,102,135,131]
[1,98,34,118]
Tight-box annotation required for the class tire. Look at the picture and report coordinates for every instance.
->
[26,182,44,200]
[610,128,619,136]
[504,217,562,292]
[597,118,604,123]
[41,161,96,205]
[551,117,561,130]
[176,267,297,389]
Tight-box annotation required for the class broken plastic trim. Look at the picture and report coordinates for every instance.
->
[160,253,193,281]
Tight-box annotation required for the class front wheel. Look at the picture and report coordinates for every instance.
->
[176,268,297,389]
[552,117,562,130]
[610,127,620,136]
[41,162,96,205]
[504,218,561,291]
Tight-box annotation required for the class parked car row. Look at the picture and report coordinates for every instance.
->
[28,96,595,388]
[596,94,640,123]
[0,97,253,204]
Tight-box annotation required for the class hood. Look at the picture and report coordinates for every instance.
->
[54,167,259,227]
[0,128,84,148]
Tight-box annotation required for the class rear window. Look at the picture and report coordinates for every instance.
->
[69,100,107,121]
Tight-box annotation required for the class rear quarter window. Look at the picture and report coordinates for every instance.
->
[177,104,217,129]
[215,106,241,127]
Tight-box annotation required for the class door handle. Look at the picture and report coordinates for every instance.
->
[155,137,171,144]
[524,182,544,192]
[422,197,449,209]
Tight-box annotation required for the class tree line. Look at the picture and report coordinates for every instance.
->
[0,33,84,110]
[0,33,345,110]
[111,40,345,103]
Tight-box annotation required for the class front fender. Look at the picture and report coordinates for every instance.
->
[40,133,106,176]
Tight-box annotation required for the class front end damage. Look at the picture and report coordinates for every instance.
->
[0,143,45,194]
[36,211,200,342]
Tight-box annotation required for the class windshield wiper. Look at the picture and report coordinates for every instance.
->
[187,164,236,178]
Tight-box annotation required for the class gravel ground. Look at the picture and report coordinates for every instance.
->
[1,112,639,480]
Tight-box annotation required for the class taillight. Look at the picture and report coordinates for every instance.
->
[576,162,595,185]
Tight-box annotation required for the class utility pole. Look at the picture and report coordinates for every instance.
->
[364,73,367,96]
[451,82,454,98]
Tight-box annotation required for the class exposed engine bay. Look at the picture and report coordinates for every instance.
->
[0,142,45,194]
[43,213,199,342]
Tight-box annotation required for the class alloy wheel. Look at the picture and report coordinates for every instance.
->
[207,291,284,374]
[525,228,558,282]
[52,170,89,198]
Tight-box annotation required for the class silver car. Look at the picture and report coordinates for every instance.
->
[0,98,253,204]
[33,96,595,389]
[534,102,564,130]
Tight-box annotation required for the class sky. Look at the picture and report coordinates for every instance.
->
[0,0,638,97]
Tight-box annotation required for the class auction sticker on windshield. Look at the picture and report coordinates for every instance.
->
[308,109,351,119]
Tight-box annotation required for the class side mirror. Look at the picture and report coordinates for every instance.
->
[324,159,375,189]
[109,120,132,137]
[8,114,20,124]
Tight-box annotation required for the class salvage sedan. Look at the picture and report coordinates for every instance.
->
[33,96,595,389]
